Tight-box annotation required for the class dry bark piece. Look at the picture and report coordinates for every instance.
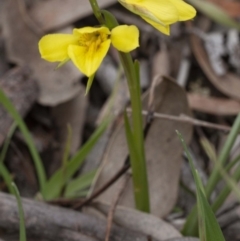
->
[2,0,83,106]
[189,28,240,101]
[188,93,240,115]
[94,77,192,217]
[29,0,117,32]
[151,42,170,78]
[0,192,158,241]
[93,202,182,240]
[0,67,38,145]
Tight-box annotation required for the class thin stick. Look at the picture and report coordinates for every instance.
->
[105,174,129,241]
[127,109,231,132]
[72,161,130,210]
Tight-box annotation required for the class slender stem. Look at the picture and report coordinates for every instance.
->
[88,0,104,24]
[87,0,150,212]
[120,53,150,212]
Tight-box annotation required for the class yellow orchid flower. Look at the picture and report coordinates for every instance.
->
[118,0,196,35]
[39,25,139,77]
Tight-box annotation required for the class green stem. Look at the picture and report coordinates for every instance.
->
[88,0,104,24]
[12,183,26,241]
[120,53,150,212]
[87,0,150,212]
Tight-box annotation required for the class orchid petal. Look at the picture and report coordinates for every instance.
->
[111,25,139,52]
[169,0,196,21]
[68,39,111,77]
[39,34,78,62]
[119,0,179,25]
[73,26,110,35]
[141,16,170,35]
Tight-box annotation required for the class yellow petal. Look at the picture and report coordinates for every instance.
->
[39,34,78,62]
[169,0,196,21]
[73,26,110,35]
[118,0,179,25]
[142,16,170,35]
[68,40,111,77]
[111,25,139,52]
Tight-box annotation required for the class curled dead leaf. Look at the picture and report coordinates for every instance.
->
[189,26,240,101]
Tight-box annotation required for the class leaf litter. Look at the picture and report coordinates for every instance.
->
[0,0,240,240]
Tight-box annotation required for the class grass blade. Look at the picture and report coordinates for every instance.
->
[12,182,26,241]
[64,170,97,198]
[0,89,46,193]
[42,118,109,200]
[124,111,149,211]
[177,130,225,241]
[0,123,17,194]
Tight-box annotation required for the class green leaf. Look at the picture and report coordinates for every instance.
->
[183,113,240,236]
[62,124,72,165]
[0,123,17,194]
[124,111,150,212]
[64,170,97,198]
[42,118,109,200]
[201,137,240,206]
[187,0,240,30]
[0,89,46,194]
[56,58,70,69]
[0,123,17,164]
[86,74,95,95]
[12,182,26,241]
[177,131,225,241]
[101,10,119,30]
[0,163,14,194]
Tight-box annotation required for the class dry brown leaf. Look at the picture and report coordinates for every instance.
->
[29,0,117,31]
[94,77,192,217]
[189,30,240,101]
[93,202,182,240]
[2,0,83,106]
[188,93,240,115]
[152,43,170,77]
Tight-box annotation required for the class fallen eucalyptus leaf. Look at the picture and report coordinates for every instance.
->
[94,76,192,217]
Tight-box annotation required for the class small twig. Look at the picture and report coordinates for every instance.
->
[105,174,130,241]
[72,161,130,210]
[127,109,231,132]
[16,0,44,36]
